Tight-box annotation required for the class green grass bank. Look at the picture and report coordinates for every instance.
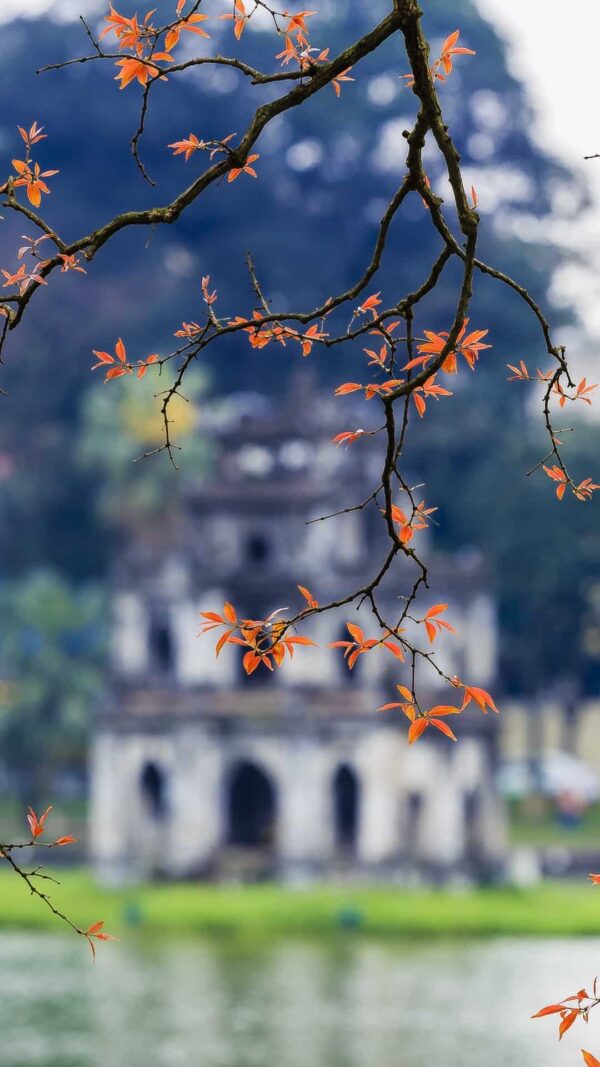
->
[1,869,600,939]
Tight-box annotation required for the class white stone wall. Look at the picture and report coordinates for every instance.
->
[111,565,498,702]
[92,719,505,882]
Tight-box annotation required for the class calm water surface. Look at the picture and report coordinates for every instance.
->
[1,933,598,1066]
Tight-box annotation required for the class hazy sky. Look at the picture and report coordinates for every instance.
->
[476,1,600,171]
[475,1,600,340]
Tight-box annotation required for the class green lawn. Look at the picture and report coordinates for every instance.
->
[509,799,600,850]
[1,868,600,939]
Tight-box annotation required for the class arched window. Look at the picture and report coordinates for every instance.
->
[149,616,174,674]
[333,764,360,853]
[140,762,168,821]
[227,761,277,848]
[246,534,270,565]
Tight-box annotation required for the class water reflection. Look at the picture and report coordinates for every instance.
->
[0,933,597,1066]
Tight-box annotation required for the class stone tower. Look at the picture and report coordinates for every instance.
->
[90,379,505,882]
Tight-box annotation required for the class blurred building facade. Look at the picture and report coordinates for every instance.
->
[90,380,506,882]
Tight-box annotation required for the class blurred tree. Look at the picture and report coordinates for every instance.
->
[0,570,104,801]
[416,417,600,693]
[77,368,212,531]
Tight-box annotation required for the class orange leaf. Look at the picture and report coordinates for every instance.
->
[357,292,382,314]
[543,464,567,483]
[243,650,260,675]
[429,717,457,741]
[424,603,448,619]
[298,584,318,609]
[559,1011,579,1040]
[408,718,429,744]
[346,623,365,645]
[462,685,498,713]
[531,1004,568,1018]
[413,392,426,417]
[26,805,52,838]
[215,628,235,657]
[272,642,286,666]
[441,29,460,52]
[334,382,363,396]
[382,641,405,661]
[427,705,462,717]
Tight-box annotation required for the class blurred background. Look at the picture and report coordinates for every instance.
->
[0,0,599,1064]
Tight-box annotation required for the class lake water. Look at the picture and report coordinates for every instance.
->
[1,933,599,1066]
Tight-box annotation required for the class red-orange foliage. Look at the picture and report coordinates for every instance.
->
[0,15,596,1056]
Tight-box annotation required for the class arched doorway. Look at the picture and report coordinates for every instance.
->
[140,761,168,821]
[227,761,277,848]
[333,764,360,853]
[245,533,271,566]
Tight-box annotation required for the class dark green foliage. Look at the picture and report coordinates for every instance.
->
[0,571,104,797]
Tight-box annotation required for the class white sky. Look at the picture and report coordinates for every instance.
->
[476,0,600,174]
[476,0,600,340]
